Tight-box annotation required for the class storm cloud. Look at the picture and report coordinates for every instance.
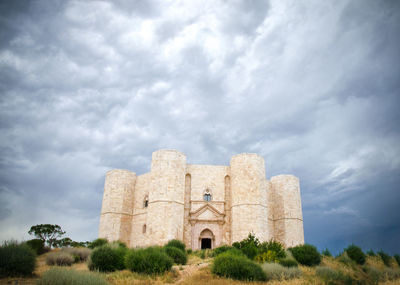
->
[0,0,399,254]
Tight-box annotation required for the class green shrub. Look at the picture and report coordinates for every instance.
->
[224,248,245,256]
[279,258,298,268]
[258,240,286,259]
[212,245,234,257]
[0,240,36,277]
[316,266,354,284]
[62,247,91,262]
[111,240,127,248]
[289,244,321,266]
[164,246,187,265]
[88,238,108,249]
[166,239,185,251]
[344,244,366,265]
[232,233,260,260]
[37,267,108,285]
[378,250,392,267]
[212,251,266,281]
[367,249,376,256]
[261,262,302,280]
[89,244,126,272]
[26,239,46,255]
[322,248,332,257]
[255,250,279,263]
[125,246,173,274]
[46,251,74,266]
[186,249,192,254]
[394,254,400,266]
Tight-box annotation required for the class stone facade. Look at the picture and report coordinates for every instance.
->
[99,149,304,249]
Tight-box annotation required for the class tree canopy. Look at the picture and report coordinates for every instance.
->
[28,224,66,248]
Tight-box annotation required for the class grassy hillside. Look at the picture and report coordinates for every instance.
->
[1,250,399,285]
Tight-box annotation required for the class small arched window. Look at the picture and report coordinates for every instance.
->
[143,196,149,208]
[142,224,146,233]
[203,189,212,202]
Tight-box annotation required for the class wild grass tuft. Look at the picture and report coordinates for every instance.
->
[261,262,302,280]
[37,267,108,285]
[46,251,74,266]
[61,247,91,262]
[316,266,355,284]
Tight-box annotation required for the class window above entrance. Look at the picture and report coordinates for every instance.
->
[203,189,212,202]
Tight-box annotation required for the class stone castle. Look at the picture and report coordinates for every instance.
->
[98,149,304,250]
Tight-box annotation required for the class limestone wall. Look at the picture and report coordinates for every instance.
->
[130,173,151,247]
[99,169,136,245]
[230,154,269,243]
[270,175,304,247]
[187,164,229,213]
[146,150,186,245]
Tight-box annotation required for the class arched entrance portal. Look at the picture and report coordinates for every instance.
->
[199,229,214,249]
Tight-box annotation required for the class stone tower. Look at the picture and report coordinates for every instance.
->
[146,150,186,244]
[270,175,304,247]
[230,154,269,243]
[98,169,136,244]
[98,149,304,249]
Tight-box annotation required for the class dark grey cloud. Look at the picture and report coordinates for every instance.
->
[0,0,399,252]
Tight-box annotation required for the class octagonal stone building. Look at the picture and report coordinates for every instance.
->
[98,149,304,250]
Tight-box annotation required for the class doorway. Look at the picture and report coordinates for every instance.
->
[201,238,212,249]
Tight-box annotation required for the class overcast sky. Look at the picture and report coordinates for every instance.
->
[0,0,399,254]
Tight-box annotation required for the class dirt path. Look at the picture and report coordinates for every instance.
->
[173,257,211,284]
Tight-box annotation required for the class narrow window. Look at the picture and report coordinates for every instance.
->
[142,224,146,233]
[203,193,212,202]
[143,196,149,208]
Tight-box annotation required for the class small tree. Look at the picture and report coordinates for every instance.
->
[28,224,66,248]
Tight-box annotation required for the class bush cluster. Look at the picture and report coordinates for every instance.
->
[233,233,286,264]
[261,262,302,280]
[366,249,376,256]
[232,233,260,260]
[125,246,173,274]
[166,239,185,252]
[88,238,108,249]
[37,268,108,285]
[0,240,36,277]
[289,244,321,266]
[212,245,234,257]
[164,246,187,265]
[46,251,74,266]
[345,244,366,265]
[212,251,266,281]
[62,247,91,262]
[26,239,48,255]
[279,258,299,268]
[378,250,392,267]
[321,248,332,257]
[89,244,126,272]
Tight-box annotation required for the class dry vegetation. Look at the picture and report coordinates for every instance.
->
[1,250,400,285]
